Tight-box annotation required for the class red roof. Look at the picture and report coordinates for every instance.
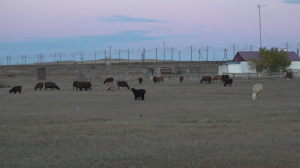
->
[233,51,300,62]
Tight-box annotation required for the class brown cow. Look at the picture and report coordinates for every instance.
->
[117,81,130,90]
[35,82,44,90]
[157,76,164,83]
[103,78,114,84]
[138,77,143,84]
[200,76,211,84]
[180,76,184,83]
[213,75,222,81]
[153,76,158,83]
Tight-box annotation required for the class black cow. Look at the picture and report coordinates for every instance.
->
[73,81,80,91]
[138,77,143,84]
[9,86,22,94]
[200,76,212,84]
[221,75,230,82]
[103,78,114,84]
[131,88,146,101]
[153,76,158,83]
[117,81,130,90]
[77,82,91,91]
[224,78,233,87]
[44,82,60,90]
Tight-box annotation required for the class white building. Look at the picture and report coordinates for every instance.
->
[218,51,300,75]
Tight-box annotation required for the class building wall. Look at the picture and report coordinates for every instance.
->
[218,65,228,75]
[241,61,257,73]
[228,64,241,73]
[288,61,300,69]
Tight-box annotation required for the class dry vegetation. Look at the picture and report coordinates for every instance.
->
[1,74,300,167]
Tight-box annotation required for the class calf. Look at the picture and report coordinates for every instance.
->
[224,78,233,87]
[138,77,143,84]
[44,82,60,90]
[131,88,146,101]
[107,85,115,91]
[117,81,130,90]
[180,76,184,83]
[9,86,22,94]
[35,82,44,90]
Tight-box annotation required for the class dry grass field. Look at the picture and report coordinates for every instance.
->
[1,74,300,167]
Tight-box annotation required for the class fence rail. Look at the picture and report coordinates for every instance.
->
[222,72,300,79]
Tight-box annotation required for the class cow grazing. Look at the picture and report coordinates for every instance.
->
[200,76,212,84]
[86,82,92,90]
[153,76,158,83]
[180,76,184,83]
[103,78,114,85]
[9,86,22,94]
[73,81,80,91]
[221,75,230,81]
[77,82,91,91]
[157,76,164,83]
[35,82,44,90]
[213,75,222,81]
[224,78,233,87]
[131,88,146,101]
[117,81,130,90]
[107,85,115,91]
[139,77,143,84]
[44,82,60,90]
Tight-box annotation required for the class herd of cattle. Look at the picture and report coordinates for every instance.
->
[8,74,263,100]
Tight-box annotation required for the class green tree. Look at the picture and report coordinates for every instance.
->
[248,47,291,72]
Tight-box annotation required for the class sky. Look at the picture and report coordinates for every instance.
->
[0,0,300,65]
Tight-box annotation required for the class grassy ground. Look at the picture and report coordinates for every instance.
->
[1,75,300,167]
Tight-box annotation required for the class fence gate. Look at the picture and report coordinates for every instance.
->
[37,67,46,80]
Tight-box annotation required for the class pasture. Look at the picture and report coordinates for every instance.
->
[1,75,300,167]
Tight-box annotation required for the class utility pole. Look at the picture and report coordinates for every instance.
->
[128,49,130,62]
[119,49,121,63]
[223,49,228,63]
[198,49,204,61]
[81,51,83,64]
[171,47,173,62]
[109,46,111,61]
[155,47,157,62]
[54,54,56,63]
[95,51,97,64]
[214,51,215,61]
[59,53,61,64]
[283,42,292,51]
[163,42,165,61]
[258,4,266,48]
[179,51,181,62]
[206,46,212,61]
[191,46,193,61]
